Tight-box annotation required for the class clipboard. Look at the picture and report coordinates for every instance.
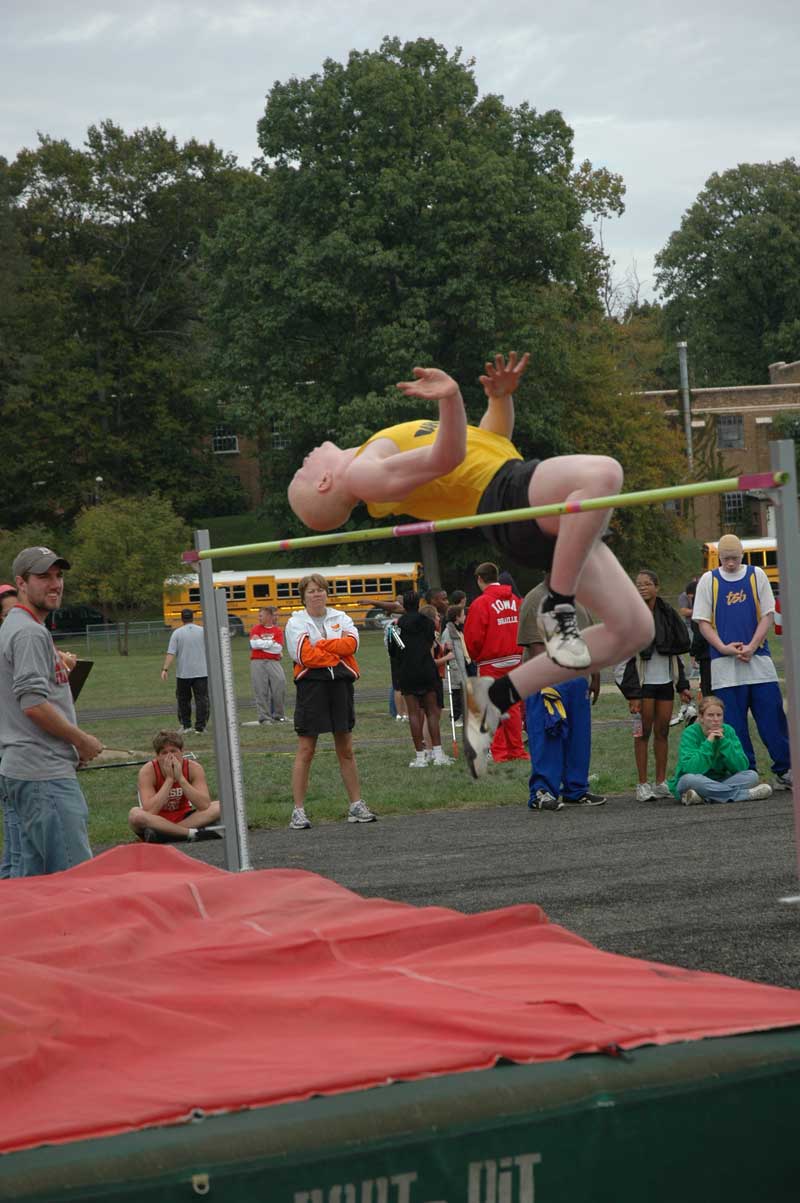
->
[69,660,94,702]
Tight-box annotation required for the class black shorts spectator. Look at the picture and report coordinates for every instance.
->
[293,675,355,736]
[641,682,674,701]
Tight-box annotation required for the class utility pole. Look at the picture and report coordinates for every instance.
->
[677,341,694,473]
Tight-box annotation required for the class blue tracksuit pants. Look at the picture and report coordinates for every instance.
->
[526,676,591,802]
[713,682,790,774]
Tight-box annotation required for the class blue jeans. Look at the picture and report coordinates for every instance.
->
[0,774,92,877]
[676,769,759,804]
[0,789,22,878]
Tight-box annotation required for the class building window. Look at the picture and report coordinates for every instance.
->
[212,424,239,454]
[722,492,744,524]
[272,419,288,451]
[716,414,744,450]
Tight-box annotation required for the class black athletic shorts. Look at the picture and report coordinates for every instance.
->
[641,682,675,702]
[294,676,356,736]
[477,458,555,569]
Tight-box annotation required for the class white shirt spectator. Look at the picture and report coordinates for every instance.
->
[692,566,777,690]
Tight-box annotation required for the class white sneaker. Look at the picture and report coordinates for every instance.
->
[347,800,377,823]
[409,755,429,768]
[653,781,672,798]
[635,782,656,802]
[430,752,454,766]
[748,783,773,800]
[537,602,591,669]
[289,807,311,830]
[241,720,261,727]
[680,789,703,806]
[463,677,501,779]
[774,770,793,790]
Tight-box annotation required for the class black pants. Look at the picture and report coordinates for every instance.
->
[176,677,209,732]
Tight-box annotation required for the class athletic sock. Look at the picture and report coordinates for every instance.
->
[540,588,575,612]
[488,675,520,714]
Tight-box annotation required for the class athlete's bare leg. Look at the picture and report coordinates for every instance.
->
[505,541,653,699]
[528,454,623,598]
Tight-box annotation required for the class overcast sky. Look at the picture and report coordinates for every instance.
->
[3,0,799,298]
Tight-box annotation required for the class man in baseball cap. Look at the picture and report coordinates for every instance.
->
[692,531,791,792]
[11,546,71,578]
[0,544,102,877]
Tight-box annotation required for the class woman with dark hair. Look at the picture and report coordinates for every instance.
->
[617,569,692,801]
[390,591,453,767]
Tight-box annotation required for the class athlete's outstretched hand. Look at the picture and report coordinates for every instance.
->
[396,367,461,403]
[479,351,530,399]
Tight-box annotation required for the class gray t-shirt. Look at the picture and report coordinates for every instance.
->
[167,623,208,679]
[0,605,80,779]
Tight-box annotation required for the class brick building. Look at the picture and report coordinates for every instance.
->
[641,360,800,542]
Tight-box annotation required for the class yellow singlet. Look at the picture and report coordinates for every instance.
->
[356,421,521,521]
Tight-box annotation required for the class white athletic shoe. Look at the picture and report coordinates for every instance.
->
[536,602,591,670]
[680,789,703,806]
[409,755,429,768]
[430,752,454,766]
[747,783,773,801]
[774,770,793,791]
[347,800,377,823]
[462,677,501,780]
[289,807,312,830]
[652,781,672,798]
[635,782,656,802]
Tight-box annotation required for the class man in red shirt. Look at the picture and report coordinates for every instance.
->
[463,562,527,762]
[246,606,287,725]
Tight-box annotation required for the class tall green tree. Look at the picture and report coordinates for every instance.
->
[1,123,246,527]
[655,160,800,386]
[203,36,626,547]
[70,495,190,654]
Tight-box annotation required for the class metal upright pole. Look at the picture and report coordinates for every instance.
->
[677,341,694,474]
[769,443,800,892]
[195,529,251,872]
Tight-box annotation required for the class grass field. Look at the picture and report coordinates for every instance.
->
[1,629,785,849]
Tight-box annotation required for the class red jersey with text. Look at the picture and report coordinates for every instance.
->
[249,624,283,661]
[152,758,194,824]
[463,583,523,671]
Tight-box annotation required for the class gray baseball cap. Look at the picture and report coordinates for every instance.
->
[12,546,71,578]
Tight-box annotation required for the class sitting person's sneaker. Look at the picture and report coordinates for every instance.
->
[528,789,564,811]
[463,677,501,779]
[652,781,672,798]
[289,807,312,830]
[680,788,703,806]
[537,601,591,670]
[348,800,377,823]
[563,792,607,806]
[635,782,656,802]
[194,825,225,840]
[143,827,168,843]
[774,770,793,791]
[748,783,773,800]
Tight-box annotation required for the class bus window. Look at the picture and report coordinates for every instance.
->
[766,550,777,567]
[364,578,380,594]
[252,584,271,599]
[744,552,764,567]
[349,579,363,593]
[277,582,292,599]
[334,579,348,594]
[379,577,393,591]
[189,587,201,603]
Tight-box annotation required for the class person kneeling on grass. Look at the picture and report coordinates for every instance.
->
[667,695,773,807]
[129,729,223,843]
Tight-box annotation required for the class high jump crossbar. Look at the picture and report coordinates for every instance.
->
[182,471,788,562]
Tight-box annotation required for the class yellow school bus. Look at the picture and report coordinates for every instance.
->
[701,538,779,592]
[163,562,423,634]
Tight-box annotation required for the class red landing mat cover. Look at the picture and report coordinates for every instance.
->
[2,845,800,1155]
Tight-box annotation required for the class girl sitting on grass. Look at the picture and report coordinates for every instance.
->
[668,695,773,806]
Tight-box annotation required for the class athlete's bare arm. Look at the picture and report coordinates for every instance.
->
[345,368,467,502]
[478,351,530,439]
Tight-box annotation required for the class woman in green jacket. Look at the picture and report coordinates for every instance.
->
[668,695,773,806]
